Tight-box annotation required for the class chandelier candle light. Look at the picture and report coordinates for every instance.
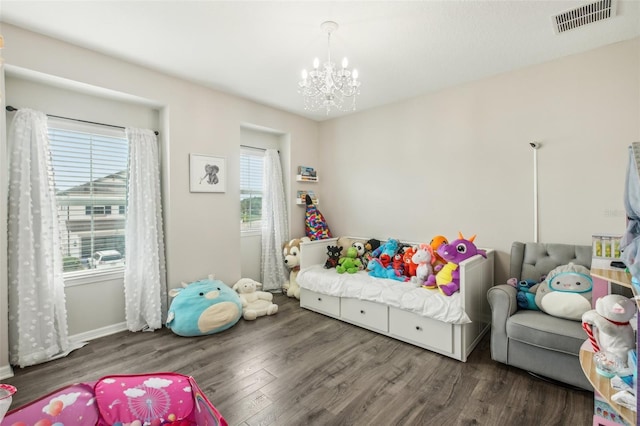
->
[298,21,361,114]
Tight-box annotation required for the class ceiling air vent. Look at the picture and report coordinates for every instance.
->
[552,0,617,34]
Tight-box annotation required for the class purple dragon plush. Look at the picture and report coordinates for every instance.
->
[424,233,487,296]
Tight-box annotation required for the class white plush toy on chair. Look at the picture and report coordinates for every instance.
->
[233,278,279,320]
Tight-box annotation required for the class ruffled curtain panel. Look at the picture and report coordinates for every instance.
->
[7,109,71,367]
[123,128,167,331]
[261,149,289,291]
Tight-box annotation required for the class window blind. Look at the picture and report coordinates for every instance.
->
[240,148,264,232]
[47,119,128,273]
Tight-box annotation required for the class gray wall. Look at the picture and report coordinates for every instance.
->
[317,38,640,284]
[0,24,318,377]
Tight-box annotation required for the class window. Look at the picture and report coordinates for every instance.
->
[47,119,128,274]
[240,148,264,232]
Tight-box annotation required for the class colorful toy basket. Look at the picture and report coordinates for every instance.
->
[3,372,227,426]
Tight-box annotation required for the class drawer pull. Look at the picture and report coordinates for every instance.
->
[360,310,365,314]
[318,297,322,301]
[415,326,422,331]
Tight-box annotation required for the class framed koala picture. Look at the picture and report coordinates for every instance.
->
[190,154,226,193]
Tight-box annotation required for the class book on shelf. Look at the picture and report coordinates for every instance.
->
[297,166,317,178]
[297,174,318,181]
[296,190,318,203]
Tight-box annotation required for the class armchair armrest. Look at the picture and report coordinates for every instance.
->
[487,284,518,364]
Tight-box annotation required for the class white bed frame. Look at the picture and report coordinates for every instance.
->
[298,237,495,362]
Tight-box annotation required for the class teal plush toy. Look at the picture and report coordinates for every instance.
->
[337,246,362,274]
[508,278,540,310]
[166,276,242,337]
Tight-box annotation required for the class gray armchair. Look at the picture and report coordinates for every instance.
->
[487,242,593,390]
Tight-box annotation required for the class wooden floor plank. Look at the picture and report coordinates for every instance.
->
[3,294,593,425]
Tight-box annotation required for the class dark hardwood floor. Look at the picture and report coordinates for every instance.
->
[4,294,593,425]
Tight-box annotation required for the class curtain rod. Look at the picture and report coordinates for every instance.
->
[240,144,279,153]
[6,105,159,136]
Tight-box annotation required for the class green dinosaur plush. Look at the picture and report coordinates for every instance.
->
[336,246,362,274]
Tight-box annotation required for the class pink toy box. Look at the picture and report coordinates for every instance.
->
[3,372,227,426]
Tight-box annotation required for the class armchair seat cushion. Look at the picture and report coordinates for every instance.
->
[507,310,585,355]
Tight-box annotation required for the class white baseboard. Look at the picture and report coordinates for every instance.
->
[0,364,14,380]
[70,322,127,344]
[0,324,126,380]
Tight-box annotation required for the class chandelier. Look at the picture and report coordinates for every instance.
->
[298,21,361,115]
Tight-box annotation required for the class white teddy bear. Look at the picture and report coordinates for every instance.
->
[232,278,278,321]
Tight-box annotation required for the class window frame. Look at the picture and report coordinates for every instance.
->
[240,147,265,235]
[47,118,129,285]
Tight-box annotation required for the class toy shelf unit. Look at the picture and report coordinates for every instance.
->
[296,165,318,182]
[580,267,637,426]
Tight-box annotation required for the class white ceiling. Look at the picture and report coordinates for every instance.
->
[2,1,639,121]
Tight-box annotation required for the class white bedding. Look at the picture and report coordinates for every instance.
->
[297,265,471,324]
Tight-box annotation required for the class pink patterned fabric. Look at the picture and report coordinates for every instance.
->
[4,373,226,426]
[4,382,99,425]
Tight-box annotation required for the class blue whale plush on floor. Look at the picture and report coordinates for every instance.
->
[166,276,242,336]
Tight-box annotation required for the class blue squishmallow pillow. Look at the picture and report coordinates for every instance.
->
[166,276,242,336]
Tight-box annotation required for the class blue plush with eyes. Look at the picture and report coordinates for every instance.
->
[166,277,242,336]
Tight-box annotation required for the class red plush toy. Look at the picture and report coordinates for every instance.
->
[392,252,405,276]
[403,246,417,277]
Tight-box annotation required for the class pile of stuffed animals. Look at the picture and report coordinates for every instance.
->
[166,274,279,337]
[317,233,487,296]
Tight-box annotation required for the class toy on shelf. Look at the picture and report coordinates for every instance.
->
[297,165,318,181]
[582,294,637,370]
[592,234,622,259]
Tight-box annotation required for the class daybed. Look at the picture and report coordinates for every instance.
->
[296,237,495,362]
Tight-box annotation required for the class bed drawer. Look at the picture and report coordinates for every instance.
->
[300,289,340,317]
[341,298,388,333]
[389,307,453,353]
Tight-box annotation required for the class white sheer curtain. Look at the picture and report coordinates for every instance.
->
[261,149,289,291]
[7,109,71,367]
[124,127,167,331]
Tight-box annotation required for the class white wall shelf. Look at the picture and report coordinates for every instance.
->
[296,174,318,182]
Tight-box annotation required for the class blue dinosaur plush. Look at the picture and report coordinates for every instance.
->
[166,276,242,336]
[508,278,540,310]
[371,238,400,268]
